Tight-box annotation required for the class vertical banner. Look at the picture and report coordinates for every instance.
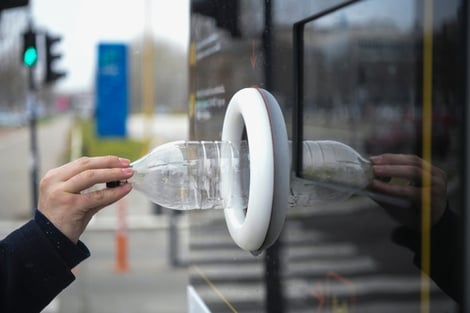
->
[96,43,128,138]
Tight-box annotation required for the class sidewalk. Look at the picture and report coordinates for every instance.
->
[56,211,190,313]
[47,113,190,313]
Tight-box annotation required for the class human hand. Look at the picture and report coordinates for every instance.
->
[38,156,134,243]
[369,153,447,229]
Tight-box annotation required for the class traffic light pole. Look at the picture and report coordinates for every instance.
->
[27,63,39,213]
[22,22,65,213]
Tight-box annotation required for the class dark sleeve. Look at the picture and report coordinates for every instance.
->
[0,218,90,313]
[34,209,90,269]
[392,207,462,304]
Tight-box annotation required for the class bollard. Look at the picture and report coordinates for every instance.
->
[114,198,129,272]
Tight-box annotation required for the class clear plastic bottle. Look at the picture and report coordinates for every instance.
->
[128,141,250,210]
[289,140,373,206]
[122,140,373,210]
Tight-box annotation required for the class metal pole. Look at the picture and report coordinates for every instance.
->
[142,0,155,138]
[263,1,285,312]
[28,62,39,213]
[464,1,470,312]
[169,210,180,266]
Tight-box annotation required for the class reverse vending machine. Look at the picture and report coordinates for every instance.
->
[187,0,469,312]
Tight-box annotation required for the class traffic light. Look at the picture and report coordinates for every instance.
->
[44,33,66,84]
[22,29,37,67]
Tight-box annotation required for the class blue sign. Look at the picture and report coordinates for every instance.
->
[96,43,128,137]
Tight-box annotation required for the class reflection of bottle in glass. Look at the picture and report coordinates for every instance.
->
[114,140,372,210]
[289,140,374,206]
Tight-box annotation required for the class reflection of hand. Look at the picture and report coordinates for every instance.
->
[38,156,134,243]
[369,154,447,229]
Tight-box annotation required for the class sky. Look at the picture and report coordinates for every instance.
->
[31,0,189,92]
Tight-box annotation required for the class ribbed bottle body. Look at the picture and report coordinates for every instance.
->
[130,141,250,210]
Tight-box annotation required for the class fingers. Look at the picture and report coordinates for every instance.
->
[47,156,131,183]
[37,156,135,243]
[64,167,134,193]
[369,153,449,228]
[369,153,447,205]
[370,153,423,166]
[370,178,420,199]
[370,154,431,185]
[77,182,133,211]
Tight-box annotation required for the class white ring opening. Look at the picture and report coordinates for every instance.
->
[221,88,276,252]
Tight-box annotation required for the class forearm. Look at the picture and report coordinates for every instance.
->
[0,217,90,313]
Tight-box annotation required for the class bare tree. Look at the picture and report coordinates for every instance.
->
[0,9,28,112]
[129,37,188,114]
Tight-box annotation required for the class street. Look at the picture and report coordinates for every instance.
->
[0,115,72,220]
[0,113,190,313]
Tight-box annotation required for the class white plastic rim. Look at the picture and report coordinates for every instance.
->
[221,88,289,253]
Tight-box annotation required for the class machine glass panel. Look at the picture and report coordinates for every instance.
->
[189,0,467,312]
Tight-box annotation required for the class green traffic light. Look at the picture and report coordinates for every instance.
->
[23,46,38,67]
